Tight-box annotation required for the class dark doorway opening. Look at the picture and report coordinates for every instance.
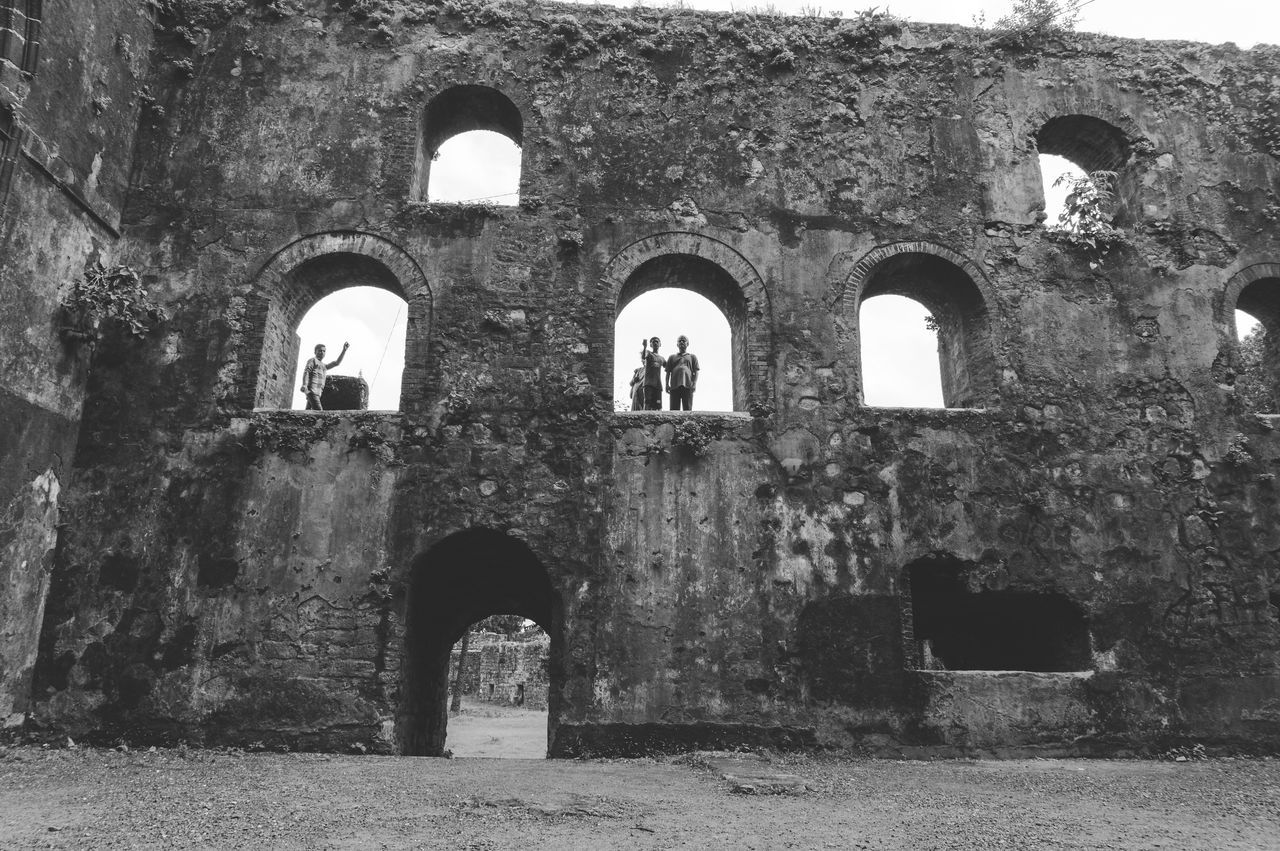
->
[905,557,1090,672]
[398,529,560,757]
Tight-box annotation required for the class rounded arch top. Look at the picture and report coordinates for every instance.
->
[421,84,524,152]
[844,241,998,410]
[238,231,433,411]
[1021,99,1149,170]
[601,231,771,318]
[1224,262,1280,327]
[842,240,994,315]
[406,527,557,648]
[600,232,773,413]
[252,231,432,303]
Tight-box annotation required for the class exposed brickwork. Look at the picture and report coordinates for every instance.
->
[1,1,1278,759]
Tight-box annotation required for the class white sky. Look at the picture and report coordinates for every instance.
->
[615,289,734,410]
[296,0,1278,412]
[429,131,522,205]
[293,287,408,410]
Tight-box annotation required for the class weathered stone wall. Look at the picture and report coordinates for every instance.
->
[11,0,1280,755]
[0,0,153,728]
[450,631,551,710]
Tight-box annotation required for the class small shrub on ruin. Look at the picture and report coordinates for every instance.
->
[673,418,716,456]
[1049,169,1125,255]
[975,0,1083,48]
[61,262,165,341]
[1224,433,1253,467]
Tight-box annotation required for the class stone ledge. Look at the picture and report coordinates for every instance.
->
[611,410,750,423]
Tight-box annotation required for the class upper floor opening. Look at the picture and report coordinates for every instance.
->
[291,286,408,411]
[616,254,748,413]
[1033,114,1133,229]
[1232,271,1280,414]
[614,287,732,413]
[413,85,522,205]
[853,247,996,410]
[241,233,433,415]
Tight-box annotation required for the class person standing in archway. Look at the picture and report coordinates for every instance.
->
[629,350,647,411]
[665,335,699,411]
[302,341,349,410]
[642,336,664,410]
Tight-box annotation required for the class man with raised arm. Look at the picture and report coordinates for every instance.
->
[301,341,349,410]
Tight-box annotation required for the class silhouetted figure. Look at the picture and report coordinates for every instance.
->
[301,341,349,410]
[629,351,646,411]
[642,336,664,410]
[665,335,699,411]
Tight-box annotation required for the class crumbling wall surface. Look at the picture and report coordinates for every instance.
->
[25,1,1280,754]
[450,631,551,710]
[0,0,154,728]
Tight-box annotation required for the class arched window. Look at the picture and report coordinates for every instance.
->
[0,0,41,76]
[291,286,407,411]
[413,85,522,205]
[615,256,748,412]
[1232,274,1280,413]
[614,287,733,412]
[1034,114,1132,227]
[853,248,995,410]
[903,556,1090,672]
[240,234,432,415]
[859,294,944,408]
[252,252,409,411]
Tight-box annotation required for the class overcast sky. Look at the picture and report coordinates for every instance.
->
[299,0,1279,412]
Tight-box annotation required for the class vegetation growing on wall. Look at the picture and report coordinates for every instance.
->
[975,0,1083,47]
[60,262,165,341]
[1048,169,1125,256]
[1236,326,1277,413]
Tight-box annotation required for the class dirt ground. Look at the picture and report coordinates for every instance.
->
[3,738,1278,850]
[445,697,548,759]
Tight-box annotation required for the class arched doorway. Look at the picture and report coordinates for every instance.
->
[397,529,560,756]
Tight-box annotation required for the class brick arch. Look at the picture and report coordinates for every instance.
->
[236,232,433,411]
[1223,262,1280,330]
[843,241,998,409]
[598,232,773,412]
[1222,262,1280,413]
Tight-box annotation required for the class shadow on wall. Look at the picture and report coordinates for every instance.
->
[904,556,1091,673]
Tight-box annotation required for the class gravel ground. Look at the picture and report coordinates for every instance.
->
[1,744,1277,850]
[445,698,548,759]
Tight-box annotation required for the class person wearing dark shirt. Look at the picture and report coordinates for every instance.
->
[642,336,664,410]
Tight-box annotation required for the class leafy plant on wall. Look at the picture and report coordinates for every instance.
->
[60,261,165,343]
[1049,169,1126,259]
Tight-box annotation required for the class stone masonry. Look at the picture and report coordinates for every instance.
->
[1,0,1279,757]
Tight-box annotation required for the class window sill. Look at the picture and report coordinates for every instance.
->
[611,410,750,421]
[861,406,988,414]
[249,408,403,415]
[911,669,1093,677]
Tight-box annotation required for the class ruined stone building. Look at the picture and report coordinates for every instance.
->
[450,630,551,710]
[1,0,1279,757]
